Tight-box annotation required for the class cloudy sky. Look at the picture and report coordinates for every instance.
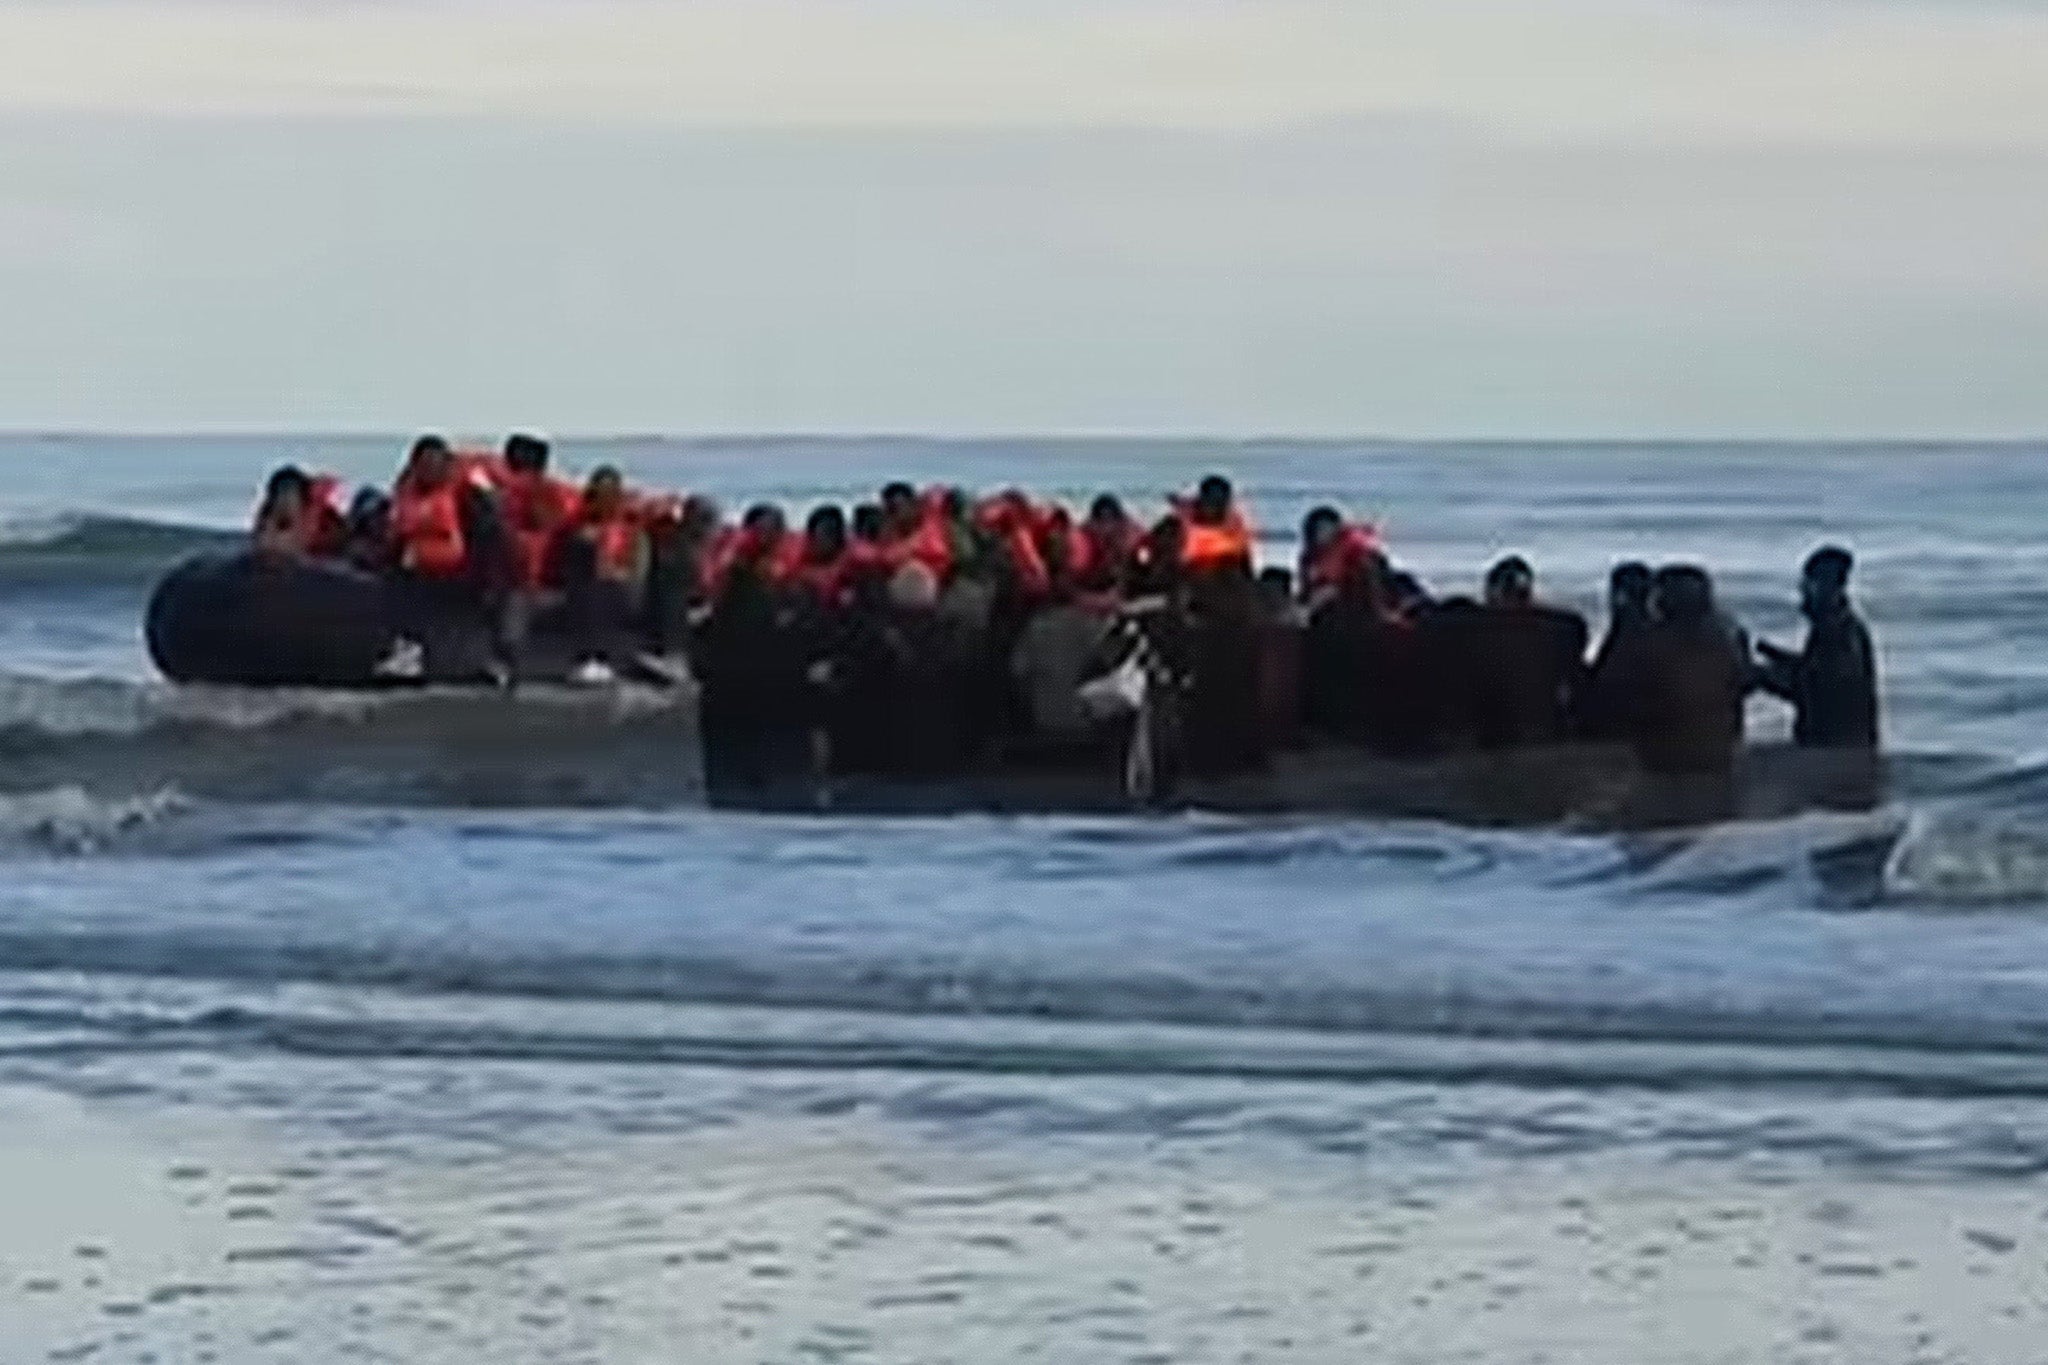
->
[0,0,2043,436]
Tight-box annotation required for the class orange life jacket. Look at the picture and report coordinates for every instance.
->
[973,493,1052,599]
[1175,501,1255,572]
[250,474,347,558]
[391,478,468,579]
[500,471,581,588]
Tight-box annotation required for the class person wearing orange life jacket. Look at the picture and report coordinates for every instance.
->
[1298,506,1384,613]
[377,435,508,681]
[1173,474,1255,577]
[551,465,655,684]
[496,433,580,590]
[1074,494,1142,600]
[390,435,477,581]
[250,465,347,561]
[793,505,858,611]
[705,503,805,604]
[877,482,957,583]
[973,490,1052,603]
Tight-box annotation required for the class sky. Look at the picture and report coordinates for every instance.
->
[0,0,2043,438]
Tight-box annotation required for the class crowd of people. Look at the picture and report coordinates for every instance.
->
[249,434,1881,798]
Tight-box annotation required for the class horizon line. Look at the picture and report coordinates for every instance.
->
[1,429,2041,448]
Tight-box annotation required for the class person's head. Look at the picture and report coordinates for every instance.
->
[851,502,885,542]
[888,560,940,612]
[1653,564,1715,625]
[805,504,848,558]
[741,501,786,542]
[503,432,550,475]
[404,434,453,487]
[680,493,721,538]
[583,465,627,518]
[1193,474,1233,524]
[262,464,312,513]
[1087,494,1128,530]
[1257,566,1295,613]
[880,482,918,531]
[1609,560,1654,618]
[1484,555,1535,608]
[1802,544,1854,616]
[1301,506,1344,554]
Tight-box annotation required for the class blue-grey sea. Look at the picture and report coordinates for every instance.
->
[6,436,2048,1362]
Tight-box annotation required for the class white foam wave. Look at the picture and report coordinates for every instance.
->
[1886,811,2048,906]
[0,784,188,855]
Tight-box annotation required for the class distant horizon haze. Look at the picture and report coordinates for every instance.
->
[0,0,2042,439]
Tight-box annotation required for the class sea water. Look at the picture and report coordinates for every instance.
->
[4,436,2048,1360]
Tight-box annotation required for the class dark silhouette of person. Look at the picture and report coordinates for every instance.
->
[1631,564,1749,776]
[695,557,813,808]
[1577,561,1655,740]
[1464,555,1589,748]
[1758,545,1880,749]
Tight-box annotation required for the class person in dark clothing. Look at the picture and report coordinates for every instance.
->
[1464,555,1589,749]
[1757,545,1880,749]
[695,559,815,807]
[874,562,975,778]
[1577,560,1655,740]
[1182,563,1267,777]
[1253,567,1307,750]
[641,493,720,658]
[1631,565,1749,775]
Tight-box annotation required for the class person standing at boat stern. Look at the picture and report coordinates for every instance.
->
[1758,545,1880,750]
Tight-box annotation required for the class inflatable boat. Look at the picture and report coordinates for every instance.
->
[146,552,629,687]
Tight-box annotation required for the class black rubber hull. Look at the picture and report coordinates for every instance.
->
[146,552,400,686]
[145,552,601,687]
[720,735,1888,831]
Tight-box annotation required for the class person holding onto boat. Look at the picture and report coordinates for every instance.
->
[1457,555,1590,749]
[250,465,347,562]
[378,434,509,679]
[1757,545,1879,749]
[1577,560,1655,740]
[548,464,652,685]
[1628,564,1750,776]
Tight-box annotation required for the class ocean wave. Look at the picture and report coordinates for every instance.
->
[0,674,700,809]
[0,784,189,855]
[0,512,237,582]
[10,973,2048,1110]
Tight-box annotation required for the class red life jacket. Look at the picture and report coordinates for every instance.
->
[795,543,856,609]
[1175,501,1255,572]
[1304,522,1382,595]
[582,508,642,582]
[302,475,348,557]
[391,477,468,579]
[885,496,956,582]
[973,493,1051,600]
[1075,519,1140,585]
[453,449,505,492]
[704,525,803,599]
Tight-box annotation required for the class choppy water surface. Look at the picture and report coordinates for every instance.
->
[5,436,2048,1181]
